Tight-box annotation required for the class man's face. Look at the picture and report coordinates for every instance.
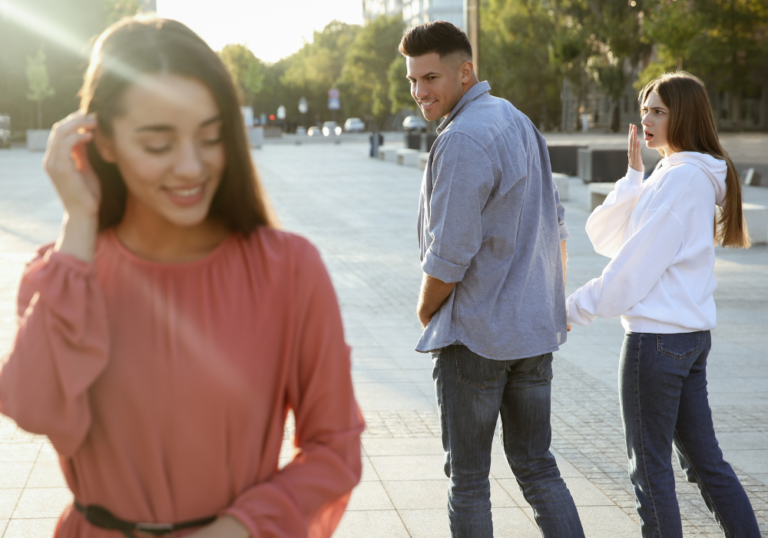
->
[406,52,470,122]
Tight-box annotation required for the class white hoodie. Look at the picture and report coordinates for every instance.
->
[567,151,727,333]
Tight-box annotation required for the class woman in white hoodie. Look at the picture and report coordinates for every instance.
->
[567,72,760,537]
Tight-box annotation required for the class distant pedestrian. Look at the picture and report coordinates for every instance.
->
[400,21,584,538]
[0,16,363,538]
[567,71,760,537]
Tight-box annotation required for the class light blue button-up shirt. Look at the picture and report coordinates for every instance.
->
[416,81,570,361]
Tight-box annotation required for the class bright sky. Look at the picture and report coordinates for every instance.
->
[157,0,365,63]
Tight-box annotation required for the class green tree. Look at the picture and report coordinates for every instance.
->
[26,46,55,129]
[338,14,406,127]
[387,56,413,114]
[219,44,265,106]
[481,0,563,130]
[103,0,142,25]
[280,21,360,123]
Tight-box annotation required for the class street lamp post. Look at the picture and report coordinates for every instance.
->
[298,97,308,129]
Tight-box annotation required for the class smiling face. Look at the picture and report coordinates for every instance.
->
[406,52,473,122]
[641,91,676,156]
[95,74,226,230]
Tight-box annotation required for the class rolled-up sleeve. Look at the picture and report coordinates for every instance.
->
[422,134,495,284]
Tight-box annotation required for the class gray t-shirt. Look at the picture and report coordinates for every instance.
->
[416,81,569,361]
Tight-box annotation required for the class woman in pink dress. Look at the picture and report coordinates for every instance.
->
[0,16,364,538]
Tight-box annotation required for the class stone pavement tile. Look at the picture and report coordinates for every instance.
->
[549,448,587,478]
[398,507,540,538]
[350,345,391,360]
[333,510,410,538]
[36,443,58,463]
[12,488,72,518]
[369,455,447,481]
[383,479,516,511]
[751,473,768,487]
[575,506,640,537]
[0,519,7,536]
[346,481,394,511]
[0,443,42,462]
[360,456,378,482]
[352,357,401,371]
[3,518,59,538]
[0,462,34,488]
[715,431,768,451]
[363,437,443,456]
[353,369,413,385]
[355,384,434,411]
[558,477,615,506]
[724,450,768,474]
[391,356,433,371]
[0,489,22,518]
[26,461,67,488]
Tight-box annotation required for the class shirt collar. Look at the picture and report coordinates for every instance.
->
[437,81,491,134]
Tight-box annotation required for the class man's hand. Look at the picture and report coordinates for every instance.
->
[417,274,457,328]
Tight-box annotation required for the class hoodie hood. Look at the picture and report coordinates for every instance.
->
[663,151,728,206]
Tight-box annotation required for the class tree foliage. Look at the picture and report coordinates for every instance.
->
[337,15,406,126]
[218,44,264,106]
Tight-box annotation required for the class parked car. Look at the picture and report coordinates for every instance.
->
[307,126,323,136]
[0,115,10,149]
[403,115,427,132]
[322,121,342,136]
[295,126,307,136]
[343,117,366,132]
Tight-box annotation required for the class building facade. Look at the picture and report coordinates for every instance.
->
[364,0,465,30]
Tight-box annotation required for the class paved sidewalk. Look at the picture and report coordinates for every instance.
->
[0,144,766,537]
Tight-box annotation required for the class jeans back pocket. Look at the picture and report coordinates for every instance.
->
[656,333,701,361]
[455,347,506,389]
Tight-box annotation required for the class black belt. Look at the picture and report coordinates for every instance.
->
[74,501,217,537]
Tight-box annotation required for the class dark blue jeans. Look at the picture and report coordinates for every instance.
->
[620,331,761,537]
[433,345,584,538]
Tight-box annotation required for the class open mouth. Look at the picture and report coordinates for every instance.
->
[419,99,437,111]
[644,131,654,141]
[164,183,206,206]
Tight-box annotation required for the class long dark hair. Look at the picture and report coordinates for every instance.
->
[639,72,749,248]
[80,16,277,233]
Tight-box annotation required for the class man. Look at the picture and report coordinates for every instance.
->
[401,21,585,537]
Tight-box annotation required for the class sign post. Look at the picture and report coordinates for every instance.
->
[328,88,340,122]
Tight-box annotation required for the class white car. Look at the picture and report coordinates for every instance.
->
[322,121,342,136]
[307,126,323,136]
[343,117,366,132]
[403,115,428,132]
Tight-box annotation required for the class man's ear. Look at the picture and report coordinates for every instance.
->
[93,128,117,164]
[459,59,474,84]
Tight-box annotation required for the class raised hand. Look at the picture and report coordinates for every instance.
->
[44,111,101,218]
[45,111,102,262]
[628,123,643,173]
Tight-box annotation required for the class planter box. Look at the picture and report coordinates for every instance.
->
[552,173,569,202]
[27,129,50,152]
[577,148,627,184]
[248,127,264,148]
[547,145,586,176]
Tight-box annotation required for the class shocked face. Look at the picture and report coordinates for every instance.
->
[641,91,674,155]
[96,74,226,229]
[406,52,471,122]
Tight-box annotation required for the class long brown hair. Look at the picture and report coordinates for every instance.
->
[80,16,277,233]
[639,72,750,248]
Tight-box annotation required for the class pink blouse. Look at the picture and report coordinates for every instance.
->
[0,227,364,538]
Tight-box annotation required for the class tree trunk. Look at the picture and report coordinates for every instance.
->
[611,101,620,133]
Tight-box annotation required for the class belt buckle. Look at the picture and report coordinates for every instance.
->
[135,522,174,536]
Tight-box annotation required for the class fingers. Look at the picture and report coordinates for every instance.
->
[45,112,97,174]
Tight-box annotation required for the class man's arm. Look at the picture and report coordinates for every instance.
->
[561,240,571,332]
[417,274,457,328]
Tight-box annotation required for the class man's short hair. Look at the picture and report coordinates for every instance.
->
[398,21,472,60]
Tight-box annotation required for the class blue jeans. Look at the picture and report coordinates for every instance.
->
[619,331,761,537]
[433,345,584,538]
